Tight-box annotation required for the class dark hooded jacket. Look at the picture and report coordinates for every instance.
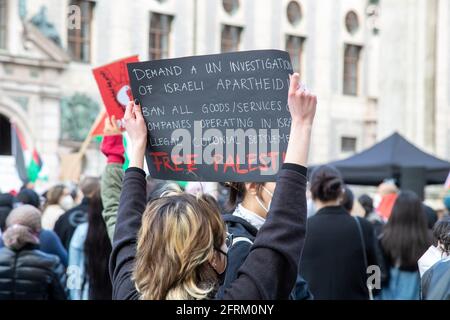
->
[0,244,67,300]
[0,194,14,232]
[217,213,313,300]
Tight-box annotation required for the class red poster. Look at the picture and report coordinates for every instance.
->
[93,55,139,120]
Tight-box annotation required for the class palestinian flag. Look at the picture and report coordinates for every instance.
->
[11,124,43,183]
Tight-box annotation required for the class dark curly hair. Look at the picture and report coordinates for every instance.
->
[433,216,450,253]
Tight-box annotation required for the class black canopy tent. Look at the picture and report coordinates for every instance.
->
[317,132,450,199]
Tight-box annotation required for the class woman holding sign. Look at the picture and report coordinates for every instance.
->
[109,73,317,300]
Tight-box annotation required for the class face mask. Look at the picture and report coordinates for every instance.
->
[418,245,447,277]
[255,186,273,214]
[59,195,74,211]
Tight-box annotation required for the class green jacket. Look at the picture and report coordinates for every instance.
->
[101,163,124,242]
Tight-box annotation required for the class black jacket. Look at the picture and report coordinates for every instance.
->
[54,198,89,250]
[110,164,308,300]
[421,258,450,300]
[0,245,67,300]
[217,213,313,300]
[0,193,14,232]
[216,214,258,299]
[299,206,381,300]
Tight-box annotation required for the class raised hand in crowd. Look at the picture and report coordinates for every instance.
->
[285,73,317,167]
[123,100,147,170]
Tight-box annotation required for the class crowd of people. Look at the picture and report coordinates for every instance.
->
[0,73,449,300]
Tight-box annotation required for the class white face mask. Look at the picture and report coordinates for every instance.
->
[255,186,274,214]
[418,245,448,277]
[59,195,74,211]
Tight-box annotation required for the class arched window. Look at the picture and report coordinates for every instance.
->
[345,11,359,35]
[0,114,12,156]
[343,44,362,96]
[149,13,173,60]
[221,25,242,53]
[287,1,302,26]
[286,35,305,73]
[223,0,240,15]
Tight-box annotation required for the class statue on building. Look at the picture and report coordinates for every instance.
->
[60,94,100,142]
[30,6,62,46]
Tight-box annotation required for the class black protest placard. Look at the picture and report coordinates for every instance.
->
[127,50,293,182]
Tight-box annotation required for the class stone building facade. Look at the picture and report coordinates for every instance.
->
[0,0,448,191]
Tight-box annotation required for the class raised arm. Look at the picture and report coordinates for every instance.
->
[100,116,125,242]
[109,101,148,300]
[222,73,317,300]
[284,73,316,167]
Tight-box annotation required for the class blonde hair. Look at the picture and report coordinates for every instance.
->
[45,185,66,206]
[133,188,226,300]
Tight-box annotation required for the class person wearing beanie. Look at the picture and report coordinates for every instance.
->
[0,205,67,300]
[16,189,41,209]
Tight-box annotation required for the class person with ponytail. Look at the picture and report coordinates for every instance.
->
[110,72,317,300]
[299,165,381,300]
[68,188,112,300]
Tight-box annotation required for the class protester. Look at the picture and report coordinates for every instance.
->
[375,182,398,220]
[54,177,100,250]
[68,188,112,300]
[42,185,73,230]
[216,179,312,300]
[0,203,68,267]
[421,227,450,300]
[109,73,316,299]
[0,227,68,267]
[16,188,41,209]
[359,194,385,237]
[0,193,15,233]
[0,205,67,300]
[299,165,382,300]
[418,216,450,277]
[378,191,432,300]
